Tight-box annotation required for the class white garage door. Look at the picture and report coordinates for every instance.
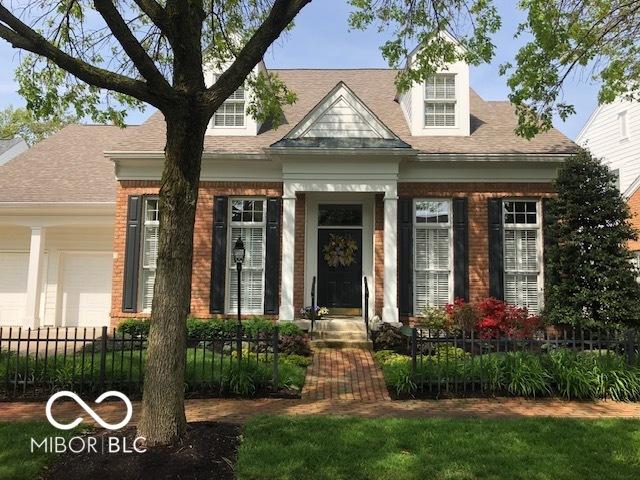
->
[0,252,29,326]
[61,253,113,328]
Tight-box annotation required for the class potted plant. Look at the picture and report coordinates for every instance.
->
[299,306,329,320]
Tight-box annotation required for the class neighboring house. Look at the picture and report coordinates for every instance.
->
[0,55,576,329]
[0,137,28,166]
[576,99,640,252]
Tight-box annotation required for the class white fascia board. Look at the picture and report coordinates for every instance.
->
[268,147,416,157]
[623,174,640,199]
[0,203,115,226]
[575,104,605,145]
[414,153,571,162]
[105,151,269,161]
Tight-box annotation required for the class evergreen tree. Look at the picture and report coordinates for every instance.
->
[544,149,640,328]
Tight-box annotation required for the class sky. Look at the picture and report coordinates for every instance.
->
[0,0,600,140]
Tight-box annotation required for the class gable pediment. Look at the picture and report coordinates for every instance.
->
[272,82,410,149]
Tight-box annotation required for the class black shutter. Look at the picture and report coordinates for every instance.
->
[398,196,413,316]
[210,196,228,314]
[453,197,469,301]
[488,198,504,300]
[264,197,281,315]
[542,197,555,295]
[122,195,143,312]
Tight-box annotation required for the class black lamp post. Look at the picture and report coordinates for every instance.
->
[233,237,246,360]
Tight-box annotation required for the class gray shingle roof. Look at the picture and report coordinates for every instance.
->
[0,137,24,156]
[0,124,130,203]
[110,69,577,155]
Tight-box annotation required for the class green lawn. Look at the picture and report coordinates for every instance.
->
[0,422,78,480]
[236,416,640,480]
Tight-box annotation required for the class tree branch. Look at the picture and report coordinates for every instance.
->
[203,0,312,110]
[131,0,173,38]
[0,4,167,108]
[93,0,172,93]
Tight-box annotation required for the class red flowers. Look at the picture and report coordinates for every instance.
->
[445,297,541,339]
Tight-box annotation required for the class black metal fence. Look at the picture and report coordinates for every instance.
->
[405,327,640,398]
[0,326,282,400]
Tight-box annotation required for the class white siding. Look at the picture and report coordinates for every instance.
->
[577,99,640,194]
[301,97,381,138]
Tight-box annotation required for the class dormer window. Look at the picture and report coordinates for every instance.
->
[424,74,456,127]
[212,77,246,128]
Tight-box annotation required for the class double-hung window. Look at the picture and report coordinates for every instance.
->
[413,199,452,311]
[226,199,266,314]
[503,200,542,313]
[140,197,159,311]
[212,75,246,127]
[424,74,456,127]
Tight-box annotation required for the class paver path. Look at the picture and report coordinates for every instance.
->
[301,348,390,401]
[2,398,640,425]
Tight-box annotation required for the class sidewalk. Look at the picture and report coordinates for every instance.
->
[2,397,640,425]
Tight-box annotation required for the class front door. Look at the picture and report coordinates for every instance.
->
[317,228,363,312]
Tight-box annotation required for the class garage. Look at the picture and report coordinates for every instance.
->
[60,252,113,328]
[0,252,29,327]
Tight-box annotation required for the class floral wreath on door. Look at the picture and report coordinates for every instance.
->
[323,233,358,268]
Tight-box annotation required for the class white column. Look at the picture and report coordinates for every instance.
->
[24,226,46,329]
[383,193,399,323]
[279,194,296,321]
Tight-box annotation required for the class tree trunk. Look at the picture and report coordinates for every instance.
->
[137,105,208,446]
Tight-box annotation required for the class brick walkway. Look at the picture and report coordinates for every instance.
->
[301,348,390,401]
[2,398,640,425]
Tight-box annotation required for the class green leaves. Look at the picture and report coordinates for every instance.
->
[348,0,500,93]
[245,71,297,129]
[0,105,77,146]
[502,0,640,138]
[544,149,640,328]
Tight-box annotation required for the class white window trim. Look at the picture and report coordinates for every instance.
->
[224,197,267,315]
[211,75,247,129]
[139,196,159,313]
[502,198,544,312]
[412,198,454,312]
[423,74,457,129]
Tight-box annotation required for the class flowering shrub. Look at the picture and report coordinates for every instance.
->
[475,298,541,339]
[415,298,541,339]
[445,298,479,332]
[417,306,454,331]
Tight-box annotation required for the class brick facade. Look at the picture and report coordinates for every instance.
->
[628,187,640,252]
[111,181,282,326]
[293,194,306,314]
[111,180,554,327]
[398,182,555,311]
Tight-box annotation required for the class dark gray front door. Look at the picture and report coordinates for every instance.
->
[317,228,362,309]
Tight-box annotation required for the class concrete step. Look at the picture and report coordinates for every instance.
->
[313,320,367,333]
[311,339,373,349]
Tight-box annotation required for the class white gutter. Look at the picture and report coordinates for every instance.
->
[414,153,572,162]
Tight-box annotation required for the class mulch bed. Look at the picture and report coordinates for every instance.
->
[41,422,241,480]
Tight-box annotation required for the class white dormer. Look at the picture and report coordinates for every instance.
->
[204,60,266,136]
[399,32,470,137]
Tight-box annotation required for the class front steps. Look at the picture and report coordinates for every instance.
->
[309,316,372,349]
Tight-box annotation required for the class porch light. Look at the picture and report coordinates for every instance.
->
[233,238,246,265]
[234,237,245,361]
